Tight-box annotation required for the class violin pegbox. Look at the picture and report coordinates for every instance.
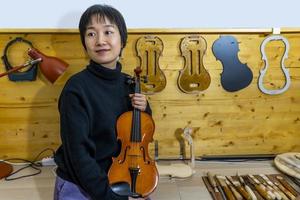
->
[126,75,135,85]
[141,75,148,84]
[126,67,142,85]
[128,67,148,85]
[258,34,291,95]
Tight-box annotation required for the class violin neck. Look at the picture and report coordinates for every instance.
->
[131,76,142,142]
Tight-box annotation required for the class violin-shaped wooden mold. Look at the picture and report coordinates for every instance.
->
[212,35,253,92]
[177,35,211,93]
[136,35,166,94]
[258,35,291,95]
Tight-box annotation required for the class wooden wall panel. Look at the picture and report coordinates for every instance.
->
[0,29,299,160]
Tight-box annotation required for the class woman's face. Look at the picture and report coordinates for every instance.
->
[84,15,122,69]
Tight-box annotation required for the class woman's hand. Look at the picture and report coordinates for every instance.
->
[130,93,147,111]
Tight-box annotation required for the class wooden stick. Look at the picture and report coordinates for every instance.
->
[248,175,273,200]
[0,58,41,78]
[216,175,235,200]
[226,175,251,200]
[238,174,257,200]
[276,176,298,197]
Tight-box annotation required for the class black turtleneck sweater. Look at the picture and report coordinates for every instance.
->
[54,61,151,200]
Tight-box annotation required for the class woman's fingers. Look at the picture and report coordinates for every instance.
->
[130,93,147,111]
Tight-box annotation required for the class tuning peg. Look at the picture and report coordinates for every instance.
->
[141,75,148,83]
[126,76,135,85]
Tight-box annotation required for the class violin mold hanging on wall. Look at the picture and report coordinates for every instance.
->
[212,35,253,92]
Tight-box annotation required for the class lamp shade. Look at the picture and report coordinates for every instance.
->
[28,48,69,83]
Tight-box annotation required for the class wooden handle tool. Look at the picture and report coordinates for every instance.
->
[276,176,298,197]
[206,172,223,200]
[238,174,257,200]
[254,175,277,200]
[248,174,273,200]
[0,58,42,78]
[216,175,235,200]
[260,174,289,200]
[225,179,243,200]
[258,174,283,200]
[207,172,219,193]
[227,175,251,200]
[272,178,296,200]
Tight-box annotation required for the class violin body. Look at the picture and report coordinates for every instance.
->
[108,67,158,198]
[108,111,158,197]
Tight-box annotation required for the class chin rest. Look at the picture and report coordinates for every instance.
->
[111,182,142,198]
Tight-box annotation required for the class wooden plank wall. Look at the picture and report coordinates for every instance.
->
[0,29,299,160]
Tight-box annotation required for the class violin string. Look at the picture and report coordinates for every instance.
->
[134,75,139,169]
[135,108,137,168]
[137,74,142,190]
[135,75,138,168]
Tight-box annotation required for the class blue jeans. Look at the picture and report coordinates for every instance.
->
[54,176,92,200]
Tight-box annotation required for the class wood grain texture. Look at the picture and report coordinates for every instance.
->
[0,29,299,160]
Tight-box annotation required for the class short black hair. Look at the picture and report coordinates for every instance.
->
[79,4,127,51]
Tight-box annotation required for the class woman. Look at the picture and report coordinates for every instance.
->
[54,4,149,200]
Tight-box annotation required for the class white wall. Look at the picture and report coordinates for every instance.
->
[0,0,299,28]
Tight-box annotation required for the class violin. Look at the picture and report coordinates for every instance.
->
[108,67,158,198]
